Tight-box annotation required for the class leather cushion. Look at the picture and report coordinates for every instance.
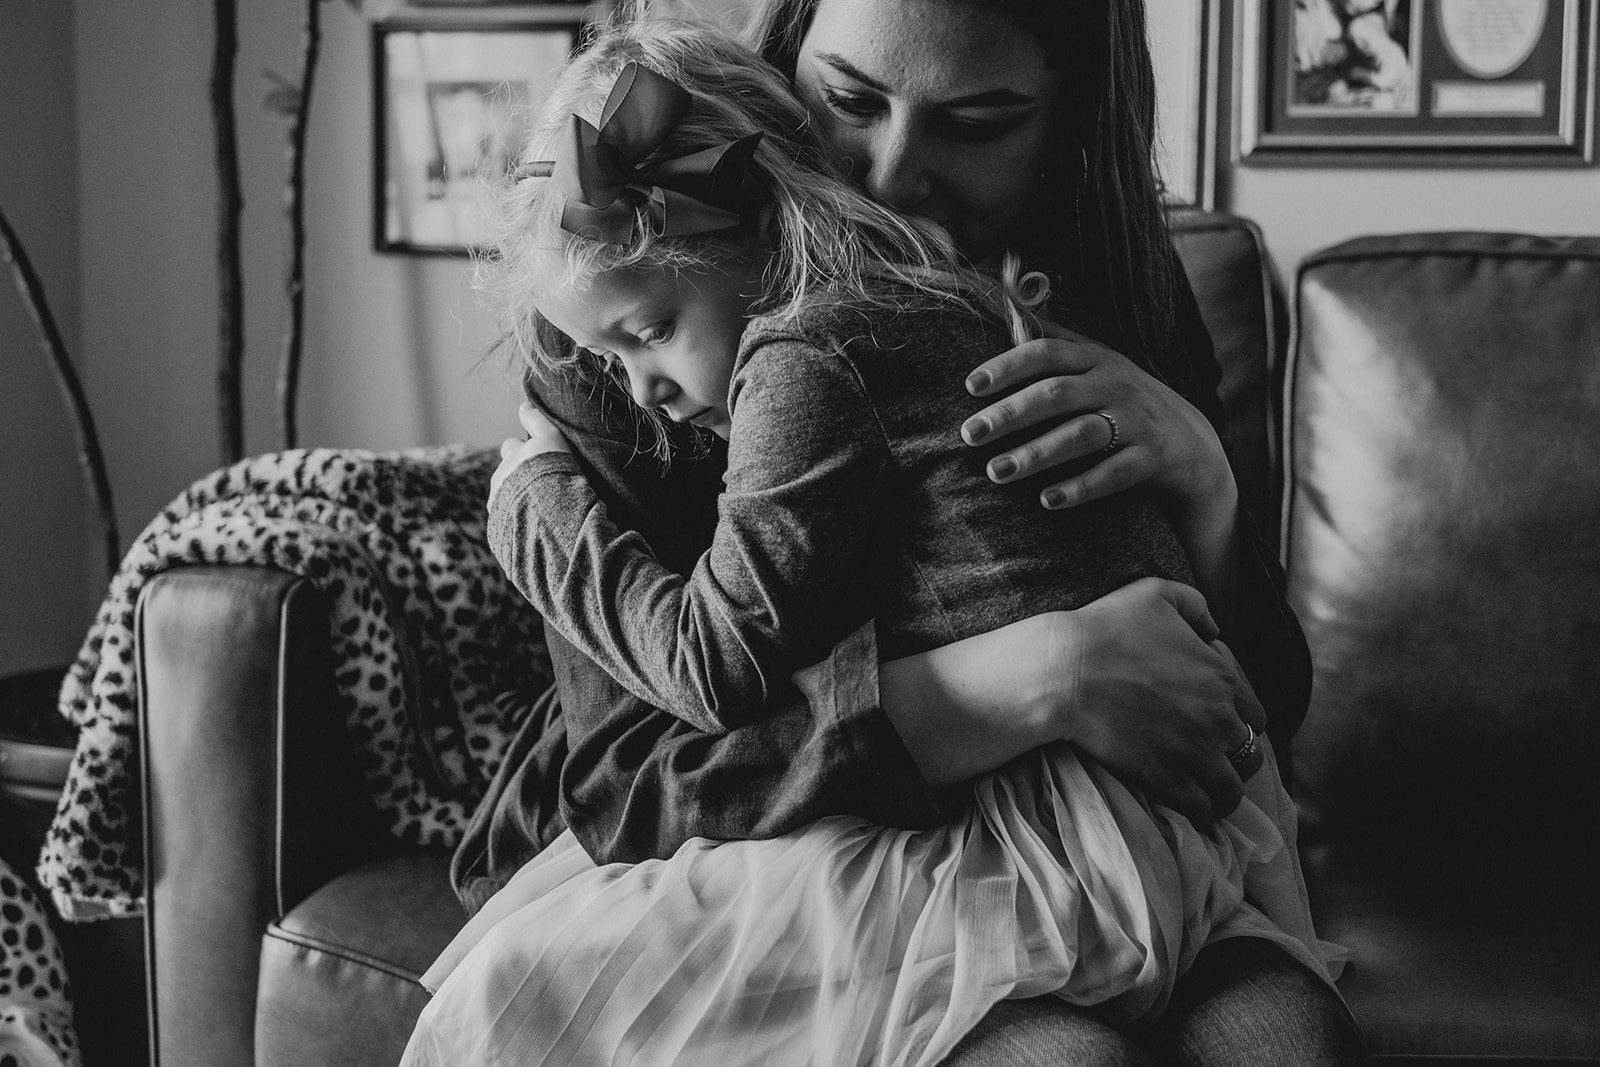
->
[1285,233,1600,839]
[1170,208,1285,540]
[1305,836,1600,1061]
[256,852,465,1066]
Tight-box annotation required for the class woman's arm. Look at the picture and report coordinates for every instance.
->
[883,577,1266,822]
[955,283,1310,744]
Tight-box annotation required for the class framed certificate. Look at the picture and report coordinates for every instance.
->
[1237,0,1596,163]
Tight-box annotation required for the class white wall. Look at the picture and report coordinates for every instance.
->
[1,1,89,677]
[2,0,1597,679]
[73,0,524,562]
[1231,168,1600,284]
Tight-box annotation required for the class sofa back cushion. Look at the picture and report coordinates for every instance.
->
[1170,209,1286,542]
[1284,232,1600,842]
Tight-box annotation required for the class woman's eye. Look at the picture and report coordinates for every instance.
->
[820,85,882,121]
[641,323,675,345]
[939,113,1029,145]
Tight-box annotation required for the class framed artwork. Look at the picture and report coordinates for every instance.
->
[374,16,586,254]
[1153,0,1222,208]
[1237,0,1597,163]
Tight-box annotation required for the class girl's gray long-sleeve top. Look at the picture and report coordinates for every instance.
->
[489,292,1192,735]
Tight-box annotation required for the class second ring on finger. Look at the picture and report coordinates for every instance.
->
[985,412,1130,483]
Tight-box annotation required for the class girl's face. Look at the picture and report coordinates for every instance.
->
[794,0,1059,261]
[535,259,767,440]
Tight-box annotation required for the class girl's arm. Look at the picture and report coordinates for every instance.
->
[489,339,887,734]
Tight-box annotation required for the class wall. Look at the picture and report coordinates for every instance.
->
[73,1,527,563]
[3,0,1597,679]
[1,1,89,677]
[1229,159,1600,284]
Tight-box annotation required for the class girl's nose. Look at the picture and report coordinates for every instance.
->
[622,360,677,411]
[865,117,933,212]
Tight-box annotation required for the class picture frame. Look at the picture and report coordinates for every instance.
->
[1153,0,1222,208]
[1237,0,1597,164]
[373,15,588,254]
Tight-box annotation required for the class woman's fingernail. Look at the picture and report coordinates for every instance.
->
[1042,488,1067,508]
[963,417,991,444]
[966,370,991,394]
[989,456,1016,480]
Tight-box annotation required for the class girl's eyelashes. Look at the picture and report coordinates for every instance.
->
[640,322,675,345]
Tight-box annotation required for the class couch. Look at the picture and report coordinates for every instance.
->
[128,215,1600,1065]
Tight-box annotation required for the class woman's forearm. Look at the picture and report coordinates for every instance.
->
[878,615,1065,787]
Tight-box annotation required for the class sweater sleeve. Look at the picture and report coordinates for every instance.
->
[488,337,887,734]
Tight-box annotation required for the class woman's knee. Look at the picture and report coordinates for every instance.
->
[1155,937,1371,1067]
[943,996,1156,1067]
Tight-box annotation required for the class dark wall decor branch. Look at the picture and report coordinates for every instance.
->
[269,0,325,450]
[1,205,121,580]
[212,0,246,464]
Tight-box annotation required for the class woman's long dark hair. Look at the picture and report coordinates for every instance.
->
[749,0,1183,378]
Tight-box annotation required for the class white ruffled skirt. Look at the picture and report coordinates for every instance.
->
[403,740,1339,1067]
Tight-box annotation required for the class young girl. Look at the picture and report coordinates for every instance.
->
[404,20,1338,1066]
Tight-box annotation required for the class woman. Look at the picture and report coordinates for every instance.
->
[453,0,1364,1062]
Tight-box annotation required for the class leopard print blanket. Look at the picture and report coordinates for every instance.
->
[36,447,551,921]
[0,858,78,1067]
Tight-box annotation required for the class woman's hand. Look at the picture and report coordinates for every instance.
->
[880,578,1264,825]
[490,402,571,509]
[1050,579,1266,818]
[960,323,1231,515]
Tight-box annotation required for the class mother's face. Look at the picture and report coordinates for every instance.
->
[793,0,1059,260]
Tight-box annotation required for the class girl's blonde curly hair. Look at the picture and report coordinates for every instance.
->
[479,15,1047,458]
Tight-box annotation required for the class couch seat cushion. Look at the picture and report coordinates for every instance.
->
[1304,837,1600,1063]
[256,852,466,1066]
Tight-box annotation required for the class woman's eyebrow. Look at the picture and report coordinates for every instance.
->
[813,52,1038,108]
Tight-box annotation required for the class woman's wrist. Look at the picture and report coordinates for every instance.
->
[879,615,1068,787]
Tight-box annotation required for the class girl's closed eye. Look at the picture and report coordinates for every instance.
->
[641,322,676,345]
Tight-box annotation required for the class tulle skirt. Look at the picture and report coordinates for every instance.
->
[403,740,1339,1067]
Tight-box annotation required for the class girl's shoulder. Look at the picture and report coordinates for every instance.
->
[741,284,1002,371]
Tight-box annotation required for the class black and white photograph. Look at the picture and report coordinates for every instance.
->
[3,0,1598,1065]
[376,20,583,253]
[1291,0,1418,112]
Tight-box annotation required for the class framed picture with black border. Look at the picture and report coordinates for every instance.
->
[373,14,588,254]
[1236,0,1597,164]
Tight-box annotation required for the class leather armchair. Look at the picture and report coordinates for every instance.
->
[131,210,1301,1065]
[1284,232,1600,1063]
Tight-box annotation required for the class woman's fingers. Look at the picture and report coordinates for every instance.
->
[978,411,1109,479]
[1036,448,1151,509]
[965,335,1101,399]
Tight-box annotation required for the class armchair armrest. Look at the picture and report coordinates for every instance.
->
[137,565,392,1067]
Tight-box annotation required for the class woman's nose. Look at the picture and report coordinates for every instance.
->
[865,118,933,212]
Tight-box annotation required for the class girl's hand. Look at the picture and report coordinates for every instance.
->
[959,322,1231,514]
[489,402,571,509]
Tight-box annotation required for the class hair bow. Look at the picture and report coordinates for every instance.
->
[516,63,763,243]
